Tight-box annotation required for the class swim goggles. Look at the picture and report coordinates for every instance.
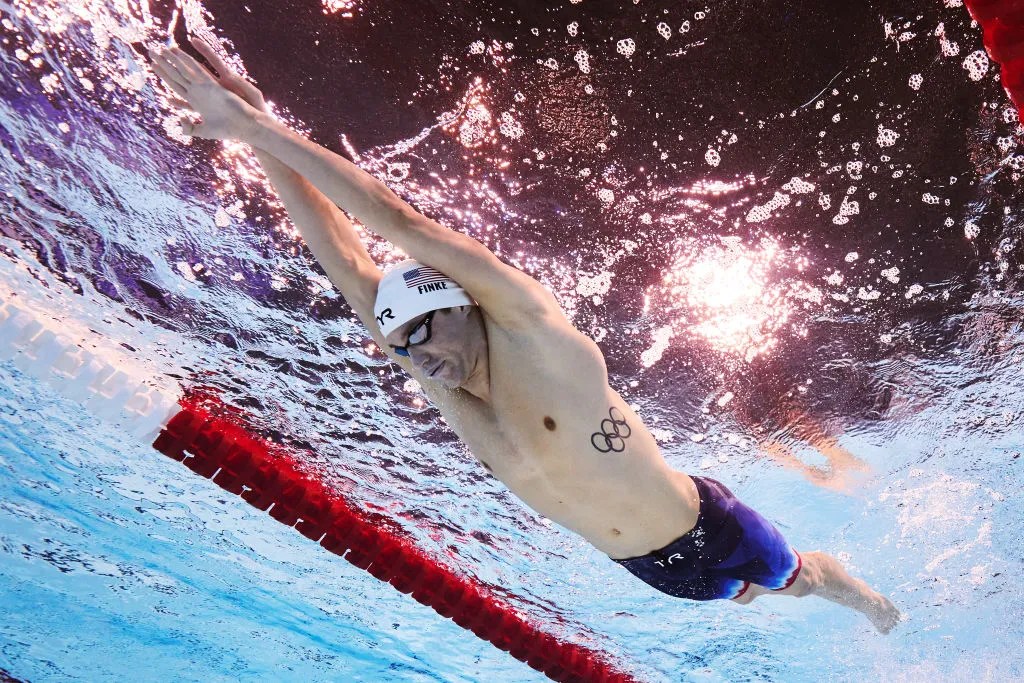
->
[390,310,436,357]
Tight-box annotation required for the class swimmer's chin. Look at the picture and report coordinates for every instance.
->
[417,364,462,388]
[433,372,466,389]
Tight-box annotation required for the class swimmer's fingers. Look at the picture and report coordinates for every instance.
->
[149,56,197,111]
[164,47,212,85]
[167,95,191,110]
[189,37,233,79]
[188,36,268,113]
[151,59,189,100]
[179,117,201,138]
[150,48,188,85]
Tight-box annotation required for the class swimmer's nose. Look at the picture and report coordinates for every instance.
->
[408,346,436,369]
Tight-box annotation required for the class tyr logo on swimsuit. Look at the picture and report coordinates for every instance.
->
[653,553,685,568]
[591,406,631,453]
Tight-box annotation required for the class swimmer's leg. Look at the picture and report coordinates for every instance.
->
[733,550,902,635]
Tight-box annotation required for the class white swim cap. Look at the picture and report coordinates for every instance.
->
[373,259,477,338]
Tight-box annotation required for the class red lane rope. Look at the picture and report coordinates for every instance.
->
[151,389,639,683]
[965,0,1024,112]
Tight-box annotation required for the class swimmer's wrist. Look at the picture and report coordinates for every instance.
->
[242,110,273,145]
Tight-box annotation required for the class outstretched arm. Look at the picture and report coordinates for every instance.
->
[242,102,556,326]
[162,39,412,373]
[150,45,558,328]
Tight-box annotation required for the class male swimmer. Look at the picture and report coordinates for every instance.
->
[149,39,901,634]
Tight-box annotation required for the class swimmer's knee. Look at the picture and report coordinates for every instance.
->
[786,550,824,597]
[758,551,821,598]
[731,582,764,604]
[731,592,754,605]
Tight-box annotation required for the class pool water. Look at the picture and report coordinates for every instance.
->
[1,1,1023,681]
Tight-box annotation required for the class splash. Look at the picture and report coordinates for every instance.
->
[440,77,497,150]
[652,238,815,362]
[321,0,359,17]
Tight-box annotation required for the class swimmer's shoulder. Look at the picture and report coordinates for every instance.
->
[486,297,608,382]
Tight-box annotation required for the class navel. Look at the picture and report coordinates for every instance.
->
[611,528,621,536]
[543,416,557,431]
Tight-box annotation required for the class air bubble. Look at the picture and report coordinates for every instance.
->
[575,49,590,73]
[616,38,636,58]
[387,162,410,180]
[857,287,881,301]
[214,207,231,227]
[963,50,989,81]
[745,191,790,223]
[498,112,523,139]
[782,177,815,194]
[876,124,900,147]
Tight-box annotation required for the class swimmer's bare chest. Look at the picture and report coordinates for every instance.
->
[428,309,700,559]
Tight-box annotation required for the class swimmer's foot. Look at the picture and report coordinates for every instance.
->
[864,592,902,635]
[813,553,902,634]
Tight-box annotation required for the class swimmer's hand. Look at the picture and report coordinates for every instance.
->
[149,44,261,141]
[187,37,269,114]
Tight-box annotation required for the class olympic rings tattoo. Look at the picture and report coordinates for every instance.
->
[590,406,631,453]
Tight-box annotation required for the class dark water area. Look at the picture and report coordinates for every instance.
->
[1,0,1020,456]
[3,2,1024,681]
[188,0,1022,401]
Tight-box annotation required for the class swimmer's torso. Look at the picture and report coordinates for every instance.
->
[421,308,700,559]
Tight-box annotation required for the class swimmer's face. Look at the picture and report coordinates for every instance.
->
[384,306,488,388]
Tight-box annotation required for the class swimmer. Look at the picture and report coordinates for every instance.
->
[149,40,901,634]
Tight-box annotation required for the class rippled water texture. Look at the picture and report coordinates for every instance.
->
[1,0,1023,681]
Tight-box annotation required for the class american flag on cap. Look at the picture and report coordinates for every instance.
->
[403,265,450,288]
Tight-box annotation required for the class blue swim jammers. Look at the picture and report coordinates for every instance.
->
[611,476,803,601]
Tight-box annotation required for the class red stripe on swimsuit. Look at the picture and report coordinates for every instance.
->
[773,550,803,591]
